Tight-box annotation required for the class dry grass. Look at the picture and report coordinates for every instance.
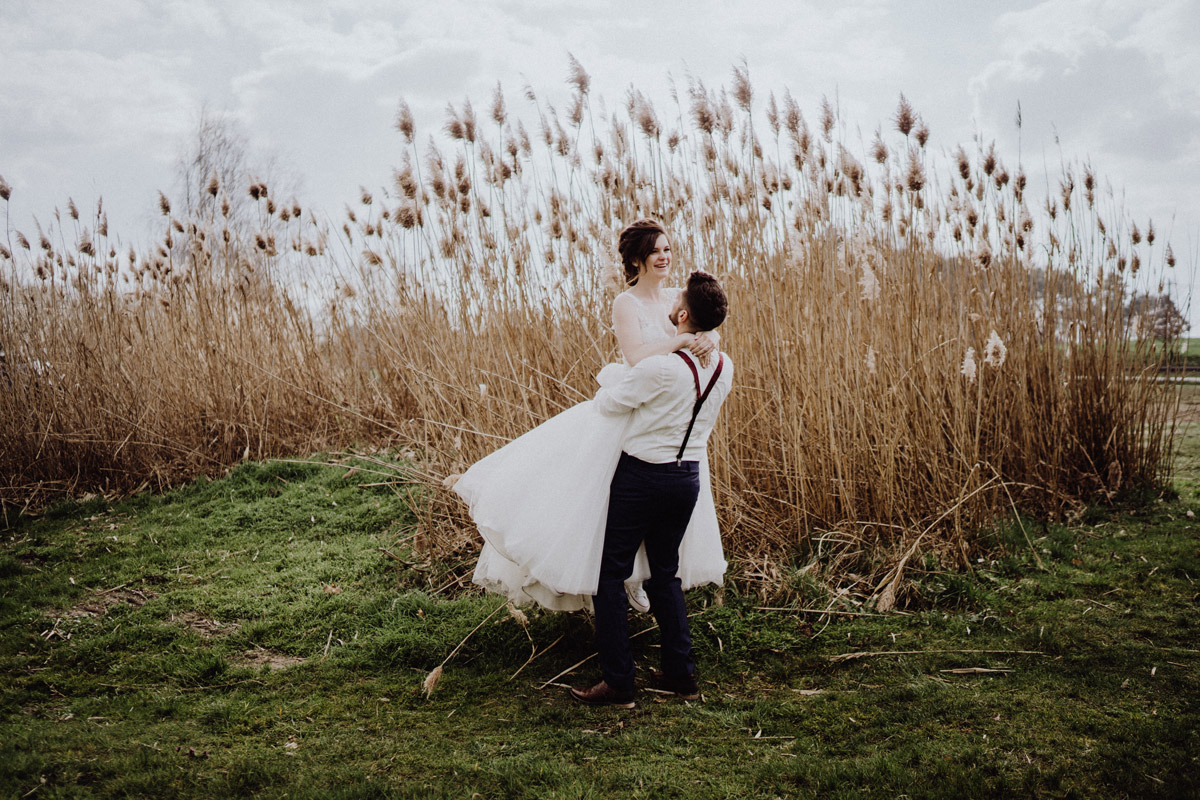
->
[0,62,1181,601]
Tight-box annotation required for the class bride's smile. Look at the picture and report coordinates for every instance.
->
[644,239,671,276]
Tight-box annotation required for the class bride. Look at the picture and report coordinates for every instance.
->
[452,219,727,611]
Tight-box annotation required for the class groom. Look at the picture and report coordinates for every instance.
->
[571,271,734,708]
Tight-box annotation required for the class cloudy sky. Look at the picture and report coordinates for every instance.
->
[3,0,1198,316]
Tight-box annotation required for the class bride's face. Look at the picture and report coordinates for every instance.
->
[638,235,672,281]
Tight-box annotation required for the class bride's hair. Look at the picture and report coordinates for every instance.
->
[617,218,668,285]
[681,271,728,331]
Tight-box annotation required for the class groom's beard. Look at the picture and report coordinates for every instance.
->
[669,308,692,334]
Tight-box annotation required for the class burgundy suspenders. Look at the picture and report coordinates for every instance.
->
[674,351,725,465]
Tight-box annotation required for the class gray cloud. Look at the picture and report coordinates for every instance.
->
[967,0,1199,291]
[2,0,1195,313]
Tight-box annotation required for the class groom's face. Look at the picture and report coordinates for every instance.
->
[668,293,686,329]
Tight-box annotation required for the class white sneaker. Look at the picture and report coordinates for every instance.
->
[626,582,651,613]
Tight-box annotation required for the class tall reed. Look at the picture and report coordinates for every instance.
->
[0,63,1180,602]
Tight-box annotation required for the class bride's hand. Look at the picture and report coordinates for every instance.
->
[688,332,716,368]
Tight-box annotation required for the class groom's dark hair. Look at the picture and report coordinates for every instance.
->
[681,271,728,331]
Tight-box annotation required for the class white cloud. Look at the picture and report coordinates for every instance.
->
[1,48,194,154]
[225,5,411,82]
[163,0,225,38]
[967,0,1199,252]
[993,0,1127,53]
[1,0,1194,313]
[979,0,1200,129]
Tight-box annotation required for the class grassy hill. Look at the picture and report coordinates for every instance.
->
[2,443,1198,798]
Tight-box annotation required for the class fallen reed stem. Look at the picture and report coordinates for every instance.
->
[830,649,1047,663]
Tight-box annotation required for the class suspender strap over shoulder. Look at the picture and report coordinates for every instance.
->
[674,351,724,465]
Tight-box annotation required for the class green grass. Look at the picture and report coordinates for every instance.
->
[1172,383,1200,501]
[2,449,1198,798]
[1159,337,1200,368]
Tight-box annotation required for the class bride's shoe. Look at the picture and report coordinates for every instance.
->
[626,582,651,613]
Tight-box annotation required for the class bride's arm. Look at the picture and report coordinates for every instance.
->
[612,293,695,366]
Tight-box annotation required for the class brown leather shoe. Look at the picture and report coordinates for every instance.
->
[650,671,700,700]
[569,680,636,708]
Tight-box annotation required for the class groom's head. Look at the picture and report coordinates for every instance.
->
[670,271,728,334]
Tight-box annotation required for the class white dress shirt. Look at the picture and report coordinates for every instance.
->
[594,350,734,464]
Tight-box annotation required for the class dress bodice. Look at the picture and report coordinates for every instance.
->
[599,288,680,387]
[627,288,679,346]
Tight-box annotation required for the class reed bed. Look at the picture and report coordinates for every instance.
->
[0,63,1181,603]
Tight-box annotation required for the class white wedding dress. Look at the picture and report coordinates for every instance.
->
[453,290,727,611]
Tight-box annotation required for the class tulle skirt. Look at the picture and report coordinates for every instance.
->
[453,365,726,611]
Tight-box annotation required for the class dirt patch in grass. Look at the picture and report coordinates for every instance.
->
[1175,401,1200,425]
[230,647,306,671]
[62,586,157,619]
[168,610,240,638]
[1172,383,1200,423]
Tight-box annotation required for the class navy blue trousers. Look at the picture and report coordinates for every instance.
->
[595,452,700,692]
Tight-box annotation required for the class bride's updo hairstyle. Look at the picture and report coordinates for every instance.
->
[681,271,728,331]
[617,218,668,285]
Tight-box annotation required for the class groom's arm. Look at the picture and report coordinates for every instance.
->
[593,357,667,417]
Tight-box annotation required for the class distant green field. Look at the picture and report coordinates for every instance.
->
[1146,337,1200,367]
[1178,337,1200,356]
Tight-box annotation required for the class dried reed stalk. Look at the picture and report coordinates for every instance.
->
[0,64,1181,601]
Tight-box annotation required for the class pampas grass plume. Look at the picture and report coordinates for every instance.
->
[961,348,978,383]
[508,604,529,627]
[984,331,1007,368]
[894,94,915,136]
[859,264,880,301]
[423,665,443,697]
